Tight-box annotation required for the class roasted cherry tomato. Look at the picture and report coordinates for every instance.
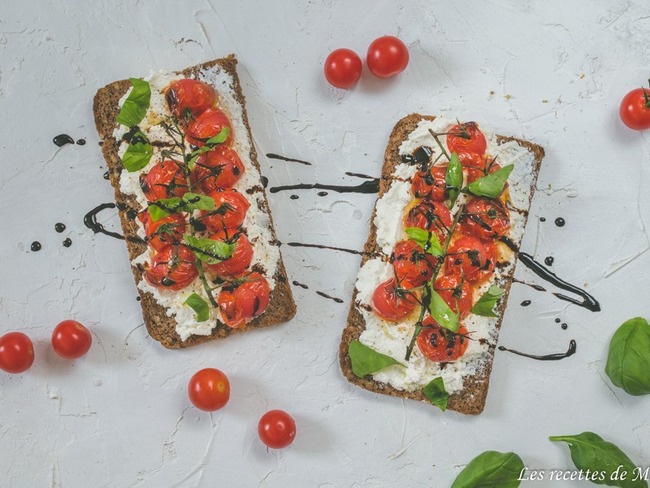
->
[417,317,470,362]
[186,107,233,147]
[200,190,250,233]
[0,332,34,374]
[464,158,502,184]
[190,146,245,192]
[324,48,363,89]
[188,368,230,412]
[371,277,418,322]
[392,240,437,289]
[366,36,409,79]
[258,410,296,449]
[445,235,497,283]
[51,320,92,359]
[165,79,216,119]
[620,82,650,130]
[404,201,453,244]
[138,211,187,251]
[218,273,270,328]
[144,245,198,291]
[446,122,487,162]
[206,231,254,278]
[140,160,188,202]
[411,164,448,201]
[461,198,510,240]
[433,273,473,318]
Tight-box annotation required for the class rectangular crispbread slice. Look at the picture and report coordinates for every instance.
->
[93,55,295,349]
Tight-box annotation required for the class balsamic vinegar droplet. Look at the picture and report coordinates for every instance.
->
[62,238,72,248]
[555,318,561,323]
[539,217,546,222]
[53,134,74,147]
[261,176,269,188]
[555,217,565,227]
[31,241,42,252]
[317,191,328,197]
[76,139,86,146]
[292,281,309,289]
[520,300,531,307]
[544,256,554,266]
[55,223,66,233]
[561,323,568,330]
[290,195,299,200]
[103,171,110,180]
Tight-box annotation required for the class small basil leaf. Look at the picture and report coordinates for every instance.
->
[122,141,153,172]
[205,127,230,145]
[605,317,650,396]
[181,192,215,212]
[186,127,230,170]
[404,227,443,257]
[428,286,460,332]
[116,78,151,127]
[183,234,235,265]
[184,293,210,322]
[471,285,505,318]
[451,451,525,488]
[466,164,514,199]
[348,340,402,378]
[422,377,449,411]
[148,197,181,221]
[549,432,647,488]
[446,153,463,207]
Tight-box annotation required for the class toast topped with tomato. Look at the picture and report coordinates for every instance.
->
[340,114,544,414]
[93,56,295,348]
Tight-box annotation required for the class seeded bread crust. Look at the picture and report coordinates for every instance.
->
[339,114,545,414]
[93,55,296,349]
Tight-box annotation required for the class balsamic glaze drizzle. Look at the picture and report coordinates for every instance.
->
[53,134,74,147]
[285,242,365,256]
[269,179,379,195]
[499,340,577,361]
[316,291,344,303]
[344,172,377,180]
[292,280,309,289]
[103,171,110,180]
[266,153,312,166]
[83,203,125,240]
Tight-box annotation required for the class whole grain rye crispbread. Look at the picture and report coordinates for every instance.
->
[339,114,545,414]
[93,55,295,349]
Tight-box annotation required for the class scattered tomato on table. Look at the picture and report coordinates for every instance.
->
[258,410,296,449]
[188,368,231,411]
[51,320,93,359]
[366,35,409,78]
[0,332,35,374]
[620,80,650,130]
[324,48,363,89]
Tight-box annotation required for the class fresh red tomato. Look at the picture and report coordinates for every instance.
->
[445,235,496,283]
[464,158,502,184]
[144,245,198,291]
[0,332,34,374]
[371,277,418,322]
[140,160,188,202]
[404,201,453,244]
[446,122,487,161]
[186,107,233,147]
[200,190,250,233]
[417,317,470,362]
[620,83,650,130]
[461,198,510,240]
[433,273,473,317]
[411,164,448,201]
[51,320,92,359]
[206,232,253,278]
[258,410,296,449]
[366,36,409,78]
[138,211,187,251]
[218,273,270,328]
[165,78,216,119]
[188,368,230,412]
[392,240,437,289]
[190,146,245,192]
[324,48,362,89]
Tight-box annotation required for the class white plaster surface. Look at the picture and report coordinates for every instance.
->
[1,1,650,486]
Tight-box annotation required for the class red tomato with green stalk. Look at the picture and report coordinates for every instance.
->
[200,190,250,233]
[165,79,216,119]
[620,80,650,130]
[206,231,254,278]
[140,160,188,202]
[392,239,437,289]
[186,107,233,147]
[371,277,418,322]
[51,320,92,359]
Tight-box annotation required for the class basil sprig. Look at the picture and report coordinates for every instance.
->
[466,164,514,198]
[148,193,215,221]
[605,317,650,396]
[549,432,647,488]
[186,127,231,169]
[422,377,449,411]
[446,153,463,207]
[451,450,525,488]
[116,78,151,127]
[404,227,443,257]
[348,340,403,378]
[122,130,153,172]
[183,235,235,265]
[184,293,210,322]
[471,285,505,317]
[427,285,460,332]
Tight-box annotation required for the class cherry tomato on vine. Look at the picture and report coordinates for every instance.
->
[200,190,250,233]
[324,48,362,89]
[144,245,198,291]
[391,240,437,289]
[464,158,502,184]
[411,164,448,201]
[404,201,453,244]
[371,277,418,322]
[206,231,254,278]
[186,107,233,147]
[433,273,474,317]
[446,122,487,161]
[190,146,245,192]
[165,79,216,119]
[620,81,650,130]
[258,410,296,449]
[138,211,186,251]
[188,368,230,412]
[218,273,270,328]
[139,160,188,202]
[51,320,92,359]
[0,332,34,374]
[444,235,497,284]
[417,317,470,362]
[461,198,510,240]
[366,36,409,78]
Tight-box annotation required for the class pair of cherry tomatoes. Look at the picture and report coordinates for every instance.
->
[324,36,409,89]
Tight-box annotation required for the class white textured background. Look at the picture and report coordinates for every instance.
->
[1,1,650,486]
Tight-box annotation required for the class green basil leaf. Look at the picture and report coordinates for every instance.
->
[404,227,443,257]
[446,153,463,207]
[184,293,210,322]
[116,78,151,127]
[428,286,460,332]
[605,317,650,396]
[471,285,505,318]
[549,432,647,488]
[466,164,514,198]
[348,340,403,378]
[122,141,153,172]
[148,197,181,221]
[422,377,449,411]
[181,192,215,212]
[452,451,525,488]
[186,127,231,170]
[183,234,235,265]
[205,127,230,145]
